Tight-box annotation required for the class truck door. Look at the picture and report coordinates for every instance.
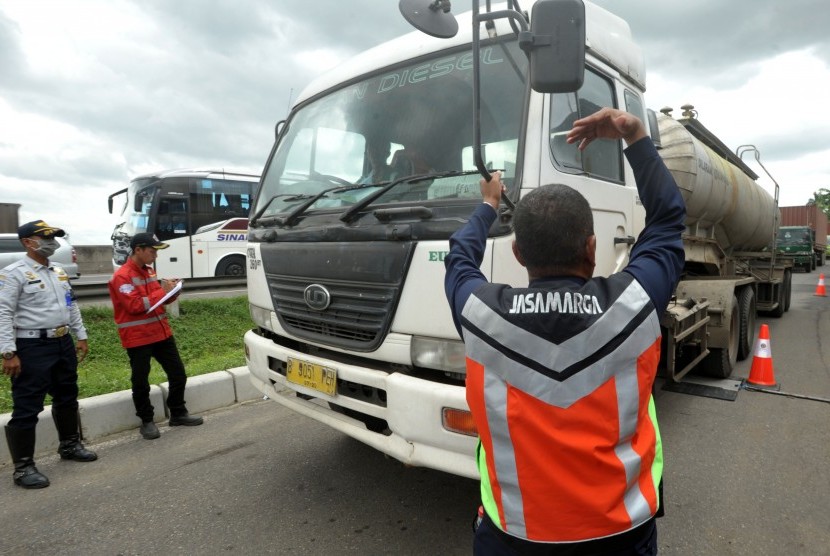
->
[542,69,636,276]
[153,197,193,279]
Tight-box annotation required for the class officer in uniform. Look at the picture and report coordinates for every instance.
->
[0,220,97,489]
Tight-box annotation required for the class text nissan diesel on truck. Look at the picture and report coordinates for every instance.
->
[243,0,792,478]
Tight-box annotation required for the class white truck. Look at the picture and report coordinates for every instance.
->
[243,0,791,478]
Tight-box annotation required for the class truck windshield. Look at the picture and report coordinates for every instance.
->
[255,38,527,221]
[777,228,811,246]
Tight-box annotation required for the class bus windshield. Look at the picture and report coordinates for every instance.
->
[118,178,158,236]
[255,37,527,221]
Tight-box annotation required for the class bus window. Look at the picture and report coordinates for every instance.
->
[156,198,189,241]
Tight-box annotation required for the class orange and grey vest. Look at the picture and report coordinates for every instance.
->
[460,271,663,543]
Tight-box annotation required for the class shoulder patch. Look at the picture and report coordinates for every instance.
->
[119,283,136,294]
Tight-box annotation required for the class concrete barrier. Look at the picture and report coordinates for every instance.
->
[74,244,113,275]
[0,366,262,463]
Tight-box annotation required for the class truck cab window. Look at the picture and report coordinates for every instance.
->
[624,90,645,123]
[550,68,622,182]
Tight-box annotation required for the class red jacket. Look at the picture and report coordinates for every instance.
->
[108,258,178,348]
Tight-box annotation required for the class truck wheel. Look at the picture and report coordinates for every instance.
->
[769,276,786,318]
[700,295,739,378]
[811,255,816,271]
[784,270,793,312]
[215,255,247,277]
[819,252,825,267]
[737,287,756,361]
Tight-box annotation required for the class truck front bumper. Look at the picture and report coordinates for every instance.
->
[244,330,479,479]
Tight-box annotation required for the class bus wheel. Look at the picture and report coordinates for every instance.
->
[216,255,246,277]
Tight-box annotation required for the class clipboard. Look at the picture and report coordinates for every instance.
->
[146,280,183,314]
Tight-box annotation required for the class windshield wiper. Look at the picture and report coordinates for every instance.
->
[250,193,314,226]
[340,170,484,224]
[275,183,382,227]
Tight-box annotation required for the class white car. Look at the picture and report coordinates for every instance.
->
[0,233,80,279]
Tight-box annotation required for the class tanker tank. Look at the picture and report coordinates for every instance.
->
[656,114,777,254]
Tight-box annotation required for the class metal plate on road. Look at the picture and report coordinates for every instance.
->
[286,357,337,396]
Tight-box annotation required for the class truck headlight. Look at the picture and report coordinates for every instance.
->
[249,303,273,331]
[411,336,466,374]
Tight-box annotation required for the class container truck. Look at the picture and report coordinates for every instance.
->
[777,205,828,271]
[243,0,792,478]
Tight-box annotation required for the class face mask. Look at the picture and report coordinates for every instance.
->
[30,237,59,258]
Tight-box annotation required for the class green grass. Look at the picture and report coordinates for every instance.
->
[0,296,252,414]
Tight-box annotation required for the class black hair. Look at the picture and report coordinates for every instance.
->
[513,184,594,272]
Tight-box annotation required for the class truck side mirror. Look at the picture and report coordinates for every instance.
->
[647,109,662,149]
[520,0,586,93]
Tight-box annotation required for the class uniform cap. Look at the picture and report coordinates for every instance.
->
[130,233,169,250]
[17,220,66,239]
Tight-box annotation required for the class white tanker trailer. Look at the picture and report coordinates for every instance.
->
[656,108,792,380]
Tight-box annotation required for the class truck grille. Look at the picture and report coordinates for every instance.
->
[258,240,413,352]
[269,275,397,351]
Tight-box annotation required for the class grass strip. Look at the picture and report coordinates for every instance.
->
[0,296,251,414]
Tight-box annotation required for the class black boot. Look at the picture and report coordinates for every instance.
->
[4,426,50,489]
[52,407,97,462]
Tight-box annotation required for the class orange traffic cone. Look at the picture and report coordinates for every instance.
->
[747,324,777,388]
[815,274,826,297]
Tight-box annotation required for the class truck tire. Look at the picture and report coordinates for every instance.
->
[700,295,739,378]
[769,276,786,318]
[737,287,756,361]
[784,270,793,312]
[819,252,825,267]
[215,255,247,277]
[811,254,816,271]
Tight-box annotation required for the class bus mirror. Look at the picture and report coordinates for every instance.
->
[520,0,585,93]
[108,197,113,214]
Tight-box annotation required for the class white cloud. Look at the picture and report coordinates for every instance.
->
[1,0,829,245]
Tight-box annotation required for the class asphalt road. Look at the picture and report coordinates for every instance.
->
[1,271,828,555]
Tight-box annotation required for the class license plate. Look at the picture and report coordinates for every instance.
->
[286,357,337,396]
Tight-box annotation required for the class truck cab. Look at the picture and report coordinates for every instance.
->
[778,226,815,272]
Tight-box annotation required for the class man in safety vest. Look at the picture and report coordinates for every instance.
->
[108,233,204,440]
[444,108,685,554]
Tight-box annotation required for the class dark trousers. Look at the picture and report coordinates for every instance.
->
[9,336,79,430]
[126,336,188,422]
[474,514,657,556]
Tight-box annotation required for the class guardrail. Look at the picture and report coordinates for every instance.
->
[72,277,247,298]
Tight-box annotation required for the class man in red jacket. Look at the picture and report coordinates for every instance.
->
[108,233,203,440]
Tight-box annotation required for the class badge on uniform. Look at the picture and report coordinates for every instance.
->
[119,283,135,294]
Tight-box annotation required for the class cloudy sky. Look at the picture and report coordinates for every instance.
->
[1,0,829,244]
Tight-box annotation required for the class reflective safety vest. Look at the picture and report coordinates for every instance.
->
[108,258,173,349]
[460,272,663,543]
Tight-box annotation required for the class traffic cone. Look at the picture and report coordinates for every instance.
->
[747,324,777,388]
[815,274,826,297]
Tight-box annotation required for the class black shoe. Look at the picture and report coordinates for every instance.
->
[140,421,160,440]
[13,464,50,489]
[58,440,98,462]
[169,413,203,427]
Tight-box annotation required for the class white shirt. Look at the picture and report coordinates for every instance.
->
[0,255,87,353]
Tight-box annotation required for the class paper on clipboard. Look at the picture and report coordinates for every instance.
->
[146,280,183,314]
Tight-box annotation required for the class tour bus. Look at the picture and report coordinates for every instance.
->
[108,169,260,279]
